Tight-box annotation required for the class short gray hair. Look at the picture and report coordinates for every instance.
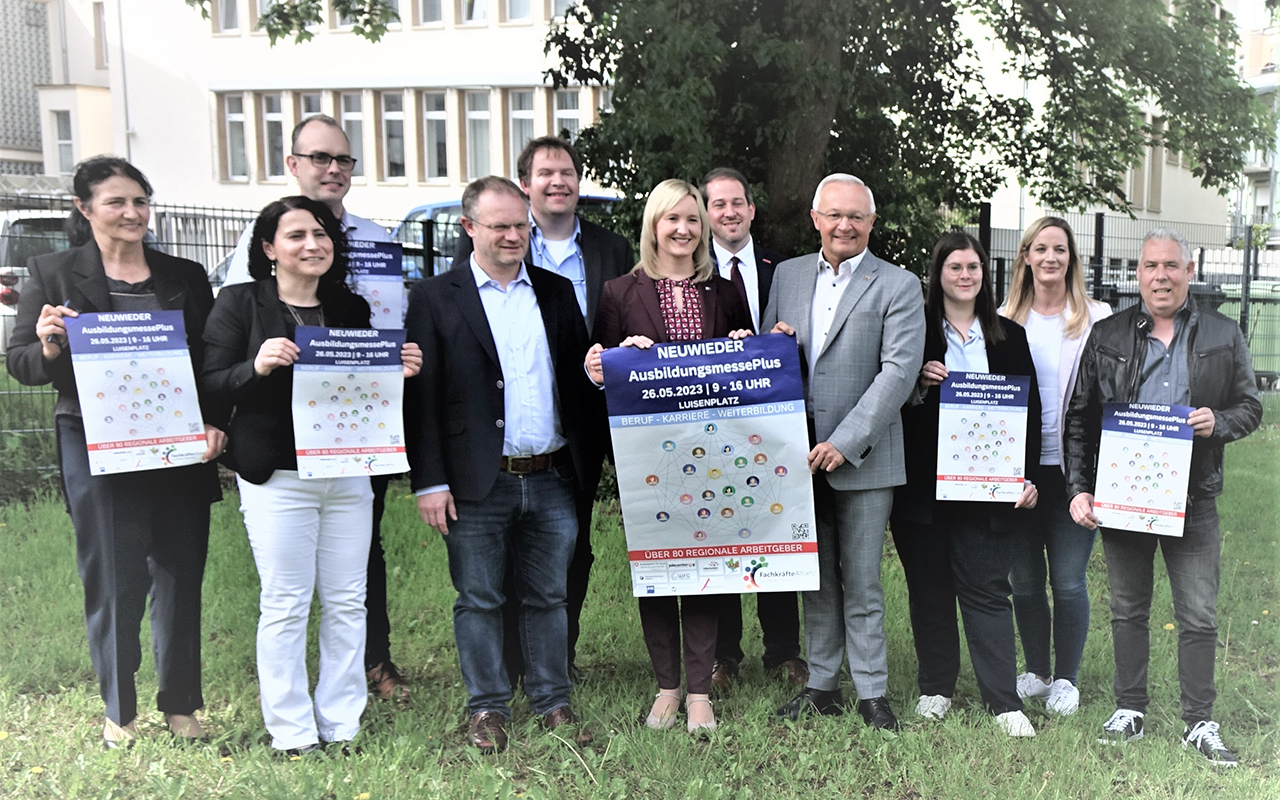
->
[461,175,528,220]
[811,173,876,213]
[1141,227,1192,263]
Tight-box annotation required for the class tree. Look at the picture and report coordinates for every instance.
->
[546,0,1271,266]
[184,0,399,44]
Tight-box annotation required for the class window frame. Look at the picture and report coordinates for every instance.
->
[422,90,448,181]
[465,91,491,180]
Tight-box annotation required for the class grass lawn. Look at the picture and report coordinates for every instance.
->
[0,399,1276,799]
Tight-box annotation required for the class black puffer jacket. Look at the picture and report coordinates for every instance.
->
[1064,295,1262,502]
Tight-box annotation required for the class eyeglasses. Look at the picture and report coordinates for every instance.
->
[817,210,873,225]
[468,220,531,235]
[292,151,358,171]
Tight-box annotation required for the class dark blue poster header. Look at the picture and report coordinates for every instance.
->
[295,326,404,367]
[347,240,402,278]
[1101,403,1194,440]
[940,372,1031,407]
[65,310,187,355]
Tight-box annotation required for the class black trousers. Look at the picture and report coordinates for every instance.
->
[364,473,394,669]
[640,595,718,694]
[713,592,802,667]
[57,415,210,726]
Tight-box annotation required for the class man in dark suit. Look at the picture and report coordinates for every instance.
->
[698,167,807,691]
[455,137,632,681]
[406,176,598,754]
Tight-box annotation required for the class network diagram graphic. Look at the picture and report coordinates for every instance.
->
[86,357,203,442]
[298,373,396,448]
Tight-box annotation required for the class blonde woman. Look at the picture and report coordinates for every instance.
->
[1000,216,1111,716]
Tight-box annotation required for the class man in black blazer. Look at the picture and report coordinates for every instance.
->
[699,167,807,691]
[455,137,631,681]
[406,176,599,754]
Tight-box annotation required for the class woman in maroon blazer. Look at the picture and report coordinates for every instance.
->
[586,179,752,733]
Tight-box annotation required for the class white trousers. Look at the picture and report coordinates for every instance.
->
[238,471,373,750]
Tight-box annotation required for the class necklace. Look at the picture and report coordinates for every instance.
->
[282,301,324,327]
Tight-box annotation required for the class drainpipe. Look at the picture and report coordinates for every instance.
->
[115,0,132,160]
[57,0,69,83]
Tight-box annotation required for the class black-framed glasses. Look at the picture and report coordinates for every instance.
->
[292,151,358,171]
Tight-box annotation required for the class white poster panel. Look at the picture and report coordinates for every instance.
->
[936,372,1031,502]
[1094,402,1195,537]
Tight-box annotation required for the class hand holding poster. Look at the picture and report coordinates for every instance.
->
[292,325,408,479]
[1093,402,1194,537]
[601,333,818,598]
[348,240,404,328]
[65,310,207,474]
[936,372,1031,502]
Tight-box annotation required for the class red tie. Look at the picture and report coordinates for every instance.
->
[728,256,749,310]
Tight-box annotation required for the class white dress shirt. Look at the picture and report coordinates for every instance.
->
[221,210,391,287]
[942,317,989,374]
[808,249,867,376]
[528,215,588,320]
[712,237,761,331]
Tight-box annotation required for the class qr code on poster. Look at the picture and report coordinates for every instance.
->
[791,522,811,541]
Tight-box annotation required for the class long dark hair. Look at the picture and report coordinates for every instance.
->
[926,231,1005,353]
[247,196,353,305]
[65,156,155,247]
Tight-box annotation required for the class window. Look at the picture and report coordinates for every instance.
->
[423,91,447,179]
[53,111,73,174]
[253,0,275,29]
[509,90,534,175]
[381,92,406,179]
[299,92,322,117]
[260,93,285,178]
[223,95,248,179]
[553,0,573,16]
[461,0,485,23]
[465,91,490,179]
[506,0,529,21]
[598,86,613,113]
[554,89,579,141]
[418,0,442,23]
[216,0,238,31]
[341,92,365,177]
[93,2,109,67]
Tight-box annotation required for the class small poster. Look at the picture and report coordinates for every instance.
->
[64,310,207,474]
[292,325,408,479]
[348,240,404,328]
[936,371,1031,502]
[1093,402,1194,537]
[601,333,818,597]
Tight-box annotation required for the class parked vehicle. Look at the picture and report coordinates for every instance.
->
[0,210,73,350]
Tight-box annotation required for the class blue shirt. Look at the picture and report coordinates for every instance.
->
[1136,301,1192,406]
[528,215,588,320]
[943,318,989,374]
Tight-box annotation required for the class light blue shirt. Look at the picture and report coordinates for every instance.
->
[943,318,989,374]
[529,215,587,319]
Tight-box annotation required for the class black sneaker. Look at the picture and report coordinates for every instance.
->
[1182,720,1238,768]
[1097,709,1144,745]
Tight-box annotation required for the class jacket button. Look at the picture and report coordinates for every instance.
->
[496,380,504,389]
[495,419,504,428]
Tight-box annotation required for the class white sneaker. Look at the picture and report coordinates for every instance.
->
[1045,679,1080,716]
[914,695,952,720]
[996,709,1036,737]
[1016,672,1051,700]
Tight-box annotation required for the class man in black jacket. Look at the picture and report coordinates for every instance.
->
[1064,227,1261,767]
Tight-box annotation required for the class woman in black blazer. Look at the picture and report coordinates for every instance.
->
[5,157,226,747]
[585,179,752,733]
[891,232,1042,737]
[200,196,419,756]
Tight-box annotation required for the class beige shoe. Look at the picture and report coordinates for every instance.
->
[165,713,206,740]
[646,688,682,730]
[103,717,138,749]
[686,694,716,733]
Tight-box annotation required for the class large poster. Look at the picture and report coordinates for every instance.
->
[65,310,207,474]
[348,240,404,328]
[936,372,1031,502]
[292,325,408,479]
[1093,402,1194,537]
[601,333,818,597]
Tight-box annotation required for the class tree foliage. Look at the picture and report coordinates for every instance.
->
[185,0,398,44]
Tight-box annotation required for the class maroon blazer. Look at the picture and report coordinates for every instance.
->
[594,270,753,349]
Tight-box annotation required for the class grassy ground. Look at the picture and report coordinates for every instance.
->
[0,402,1276,799]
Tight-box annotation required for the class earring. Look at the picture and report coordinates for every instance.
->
[270,260,277,276]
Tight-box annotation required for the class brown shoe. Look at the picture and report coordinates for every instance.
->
[366,661,410,702]
[778,658,810,687]
[468,711,508,754]
[710,658,738,693]
[165,713,207,741]
[543,705,593,747]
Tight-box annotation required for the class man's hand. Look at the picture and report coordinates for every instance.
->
[1188,407,1216,438]
[417,490,457,535]
[770,321,795,336]
[585,343,605,385]
[400,342,423,378]
[201,425,227,463]
[1069,492,1099,530]
[807,441,846,473]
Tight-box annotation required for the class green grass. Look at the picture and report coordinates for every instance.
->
[0,427,1277,799]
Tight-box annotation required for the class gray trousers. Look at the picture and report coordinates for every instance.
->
[804,478,894,697]
[57,415,210,726]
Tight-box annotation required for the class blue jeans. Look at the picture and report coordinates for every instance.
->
[1009,467,1096,685]
[442,465,578,717]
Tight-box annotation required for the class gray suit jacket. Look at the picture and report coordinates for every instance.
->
[761,250,925,491]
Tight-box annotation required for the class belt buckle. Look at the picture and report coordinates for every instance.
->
[506,456,536,475]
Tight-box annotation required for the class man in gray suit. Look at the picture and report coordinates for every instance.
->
[762,173,925,729]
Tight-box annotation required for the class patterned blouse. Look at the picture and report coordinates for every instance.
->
[655,277,703,342]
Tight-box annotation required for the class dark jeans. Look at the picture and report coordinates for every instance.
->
[364,473,394,669]
[639,595,718,694]
[58,415,209,725]
[442,466,578,717]
[1101,496,1220,724]
[714,592,802,668]
[1009,467,1096,685]
[892,508,1022,714]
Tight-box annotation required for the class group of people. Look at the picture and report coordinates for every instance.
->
[5,116,1261,769]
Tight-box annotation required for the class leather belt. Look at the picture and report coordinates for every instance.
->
[499,448,569,475]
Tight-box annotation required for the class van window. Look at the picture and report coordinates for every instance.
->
[2,218,71,268]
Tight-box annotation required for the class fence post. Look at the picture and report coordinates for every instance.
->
[422,218,435,277]
[1241,241,1252,333]
[1197,247,1205,282]
[1092,212,1105,299]
[994,257,1006,306]
[978,202,992,260]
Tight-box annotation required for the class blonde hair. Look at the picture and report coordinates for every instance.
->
[1003,216,1092,339]
[635,178,714,282]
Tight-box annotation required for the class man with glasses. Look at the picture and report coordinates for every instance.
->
[222,114,410,702]
[762,173,924,730]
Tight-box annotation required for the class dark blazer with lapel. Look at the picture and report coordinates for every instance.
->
[404,263,601,502]
[750,242,784,316]
[6,241,225,500]
[893,316,1042,527]
[199,280,372,485]
[454,216,633,336]
[594,271,752,349]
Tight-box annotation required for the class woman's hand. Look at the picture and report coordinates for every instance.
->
[253,336,300,377]
[585,343,605,385]
[619,335,655,349]
[1014,480,1038,509]
[728,328,753,340]
[36,304,78,361]
[919,360,948,388]
[201,425,227,463]
[400,342,423,378]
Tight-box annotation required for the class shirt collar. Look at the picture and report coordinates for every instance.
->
[712,236,753,266]
[944,317,984,342]
[530,212,581,247]
[817,248,867,276]
[470,254,531,289]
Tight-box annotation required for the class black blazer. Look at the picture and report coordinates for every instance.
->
[594,270,753,349]
[6,241,224,501]
[893,316,1042,527]
[404,264,601,502]
[200,280,372,485]
[454,216,633,336]
[750,242,784,312]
